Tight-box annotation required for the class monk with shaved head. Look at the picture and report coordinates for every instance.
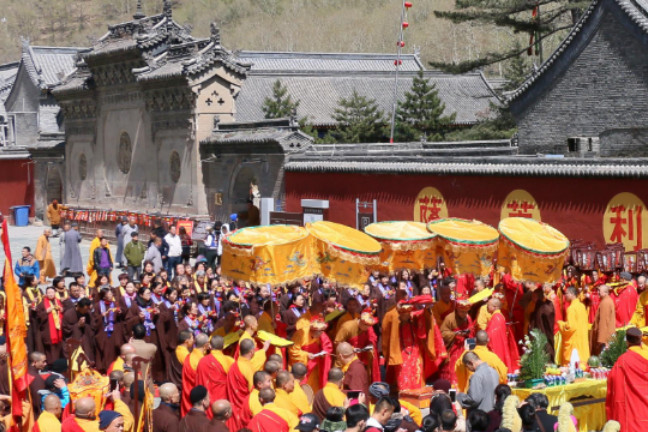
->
[108,343,136,374]
[35,394,62,431]
[336,341,369,398]
[196,335,234,419]
[181,333,209,416]
[211,400,232,432]
[153,383,180,432]
[62,397,98,431]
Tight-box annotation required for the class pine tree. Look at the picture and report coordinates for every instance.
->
[262,79,300,119]
[431,0,590,73]
[395,71,457,142]
[502,42,532,92]
[332,90,387,143]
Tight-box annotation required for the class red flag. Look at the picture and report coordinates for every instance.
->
[1,220,29,428]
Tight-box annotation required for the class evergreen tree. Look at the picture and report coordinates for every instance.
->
[431,0,589,73]
[395,71,457,141]
[502,42,532,92]
[262,79,300,119]
[331,90,387,143]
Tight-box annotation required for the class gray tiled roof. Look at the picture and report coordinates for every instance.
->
[38,104,61,134]
[285,153,648,178]
[237,51,424,72]
[235,71,499,126]
[509,0,648,102]
[23,45,85,89]
[0,62,19,118]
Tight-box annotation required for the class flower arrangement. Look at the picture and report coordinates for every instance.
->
[601,329,627,368]
[519,329,550,381]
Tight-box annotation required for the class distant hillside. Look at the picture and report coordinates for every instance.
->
[0,0,569,77]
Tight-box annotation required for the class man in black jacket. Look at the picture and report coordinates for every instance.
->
[526,393,558,432]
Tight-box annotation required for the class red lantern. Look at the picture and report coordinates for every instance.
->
[397,41,405,47]
[394,59,403,66]
[405,1,413,8]
[402,21,409,29]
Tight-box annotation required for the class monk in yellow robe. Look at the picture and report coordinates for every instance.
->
[86,229,105,288]
[289,318,333,394]
[558,287,590,366]
[454,330,508,392]
[274,370,302,416]
[288,363,312,414]
[35,229,56,283]
[34,395,62,432]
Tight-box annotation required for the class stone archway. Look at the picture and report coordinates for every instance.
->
[230,165,257,209]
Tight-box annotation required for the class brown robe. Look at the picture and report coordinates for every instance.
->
[62,307,97,363]
[36,300,64,363]
[210,419,229,432]
[125,301,166,382]
[311,389,332,422]
[0,357,9,395]
[179,409,213,432]
[93,301,126,372]
[591,295,616,355]
[153,403,180,432]
[28,366,46,416]
[342,359,369,399]
[23,290,44,354]
[167,350,185,391]
[530,298,556,359]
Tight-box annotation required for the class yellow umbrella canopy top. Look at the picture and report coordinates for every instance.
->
[224,224,309,249]
[306,220,382,257]
[498,217,569,255]
[364,221,436,242]
[427,218,499,245]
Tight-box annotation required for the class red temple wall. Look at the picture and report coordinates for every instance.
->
[285,171,648,249]
[0,158,34,218]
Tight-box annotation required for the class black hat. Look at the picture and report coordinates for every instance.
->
[620,272,633,281]
[626,327,643,344]
[296,414,320,432]
[99,410,122,430]
[189,385,208,405]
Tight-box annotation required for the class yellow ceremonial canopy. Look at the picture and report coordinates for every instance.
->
[221,225,313,286]
[306,220,382,289]
[497,217,570,283]
[427,218,499,277]
[364,221,437,272]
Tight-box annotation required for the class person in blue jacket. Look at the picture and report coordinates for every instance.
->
[14,246,40,287]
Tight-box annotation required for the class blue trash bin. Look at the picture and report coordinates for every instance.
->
[10,205,30,226]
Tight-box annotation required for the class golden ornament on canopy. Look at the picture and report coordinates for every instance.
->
[221,224,313,286]
[364,221,437,273]
[306,220,382,290]
[497,217,570,284]
[427,218,499,277]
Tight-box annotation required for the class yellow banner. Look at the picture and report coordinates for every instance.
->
[365,221,437,272]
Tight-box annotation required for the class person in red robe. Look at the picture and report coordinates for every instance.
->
[195,335,234,419]
[485,298,519,371]
[439,297,474,384]
[606,327,648,432]
[61,397,100,432]
[226,338,271,432]
[288,318,333,395]
[180,333,209,416]
[501,273,526,344]
[334,311,380,382]
[612,273,639,327]
[247,388,298,432]
[36,287,64,364]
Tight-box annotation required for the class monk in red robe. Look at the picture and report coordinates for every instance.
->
[36,287,64,363]
[439,297,474,384]
[612,273,639,327]
[247,388,299,432]
[288,317,333,394]
[606,327,648,432]
[334,311,380,382]
[227,337,271,431]
[485,298,519,371]
[501,274,525,344]
[61,397,99,432]
[180,333,208,416]
[196,335,234,419]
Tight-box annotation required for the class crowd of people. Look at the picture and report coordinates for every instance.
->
[2,214,647,432]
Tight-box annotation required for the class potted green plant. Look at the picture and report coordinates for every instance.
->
[519,329,550,388]
[601,329,627,368]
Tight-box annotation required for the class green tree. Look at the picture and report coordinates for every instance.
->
[332,90,387,143]
[395,70,457,141]
[262,79,300,119]
[431,0,589,73]
[501,41,531,92]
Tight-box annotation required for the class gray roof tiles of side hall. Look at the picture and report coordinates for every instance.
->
[283,157,648,178]
[26,46,85,88]
[236,51,424,72]
[235,72,498,126]
[508,0,648,102]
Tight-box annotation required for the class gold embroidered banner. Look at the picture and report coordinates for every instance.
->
[427,218,499,277]
[497,217,570,284]
[221,225,313,286]
[364,221,437,273]
[306,221,382,289]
